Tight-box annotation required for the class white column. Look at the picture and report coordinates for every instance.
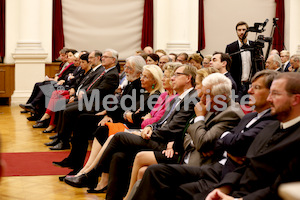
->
[285,0,300,55]
[154,0,198,54]
[11,0,48,104]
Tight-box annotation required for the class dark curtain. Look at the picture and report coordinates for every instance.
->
[198,0,205,51]
[52,0,65,61]
[272,0,285,51]
[0,0,5,58]
[141,0,153,49]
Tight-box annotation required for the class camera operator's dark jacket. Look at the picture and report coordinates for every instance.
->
[226,40,264,91]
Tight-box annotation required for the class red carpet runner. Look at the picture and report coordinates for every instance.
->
[2,151,90,177]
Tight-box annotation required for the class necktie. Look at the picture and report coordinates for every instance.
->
[157,97,181,127]
[86,71,105,91]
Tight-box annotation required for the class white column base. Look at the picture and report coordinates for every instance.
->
[11,90,32,105]
[11,48,48,105]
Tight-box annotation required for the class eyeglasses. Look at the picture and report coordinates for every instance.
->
[124,65,134,71]
[172,72,189,77]
[102,56,114,59]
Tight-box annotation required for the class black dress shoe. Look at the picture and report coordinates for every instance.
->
[20,110,29,113]
[64,174,89,188]
[23,104,36,114]
[49,141,70,150]
[19,103,30,110]
[64,173,98,189]
[27,115,39,121]
[87,186,108,193]
[44,138,59,146]
[49,133,59,139]
[53,158,73,168]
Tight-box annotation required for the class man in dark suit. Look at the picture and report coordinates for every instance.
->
[64,64,198,200]
[130,70,279,200]
[226,21,263,101]
[280,50,291,72]
[209,52,237,97]
[48,49,119,150]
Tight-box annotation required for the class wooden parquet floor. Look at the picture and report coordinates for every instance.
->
[0,105,105,200]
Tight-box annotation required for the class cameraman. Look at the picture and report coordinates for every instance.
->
[225,21,258,101]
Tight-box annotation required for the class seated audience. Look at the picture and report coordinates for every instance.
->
[158,55,171,70]
[51,55,146,170]
[169,53,177,62]
[124,68,243,200]
[188,53,203,69]
[33,52,87,130]
[19,49,77,120]
[202,55,212,68]
[176,52,189,64]
[155,49,167,57]
[132,71,300,200]
[143,46,153,54]
[46,49,119,150]
[146,53,159,65]
[63,63,178,192]
[64,64,198,200]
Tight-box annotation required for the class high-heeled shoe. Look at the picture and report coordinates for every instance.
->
[42,127,56,133]
[87,185,108,193]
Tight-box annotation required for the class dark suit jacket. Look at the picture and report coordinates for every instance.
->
[224,72,237,94]
[107,78,143,122]
[283,61,291,72]
[226,40,262,90]
[73,66,105,93]
[58,63,76,81]
[184,101,245,166]
[220,110,276,156]
[217,121,300,200]
[151,89,198,153]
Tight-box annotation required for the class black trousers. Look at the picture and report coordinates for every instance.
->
[89,132,166,200]
[132,162,223,200]
[56,101,90,144]
[67,113,104,169]
[106,152,131,200]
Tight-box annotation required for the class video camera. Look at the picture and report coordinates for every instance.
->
[245,19,272,50]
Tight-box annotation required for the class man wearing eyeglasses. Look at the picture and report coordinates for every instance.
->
[280,50,291,72]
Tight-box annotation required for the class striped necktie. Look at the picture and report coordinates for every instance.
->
[86,71,105,91]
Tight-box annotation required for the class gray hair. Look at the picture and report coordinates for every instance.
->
[126,55,146,74]
[271,54,282,68]
[202,73,232,98]
[104,49,119,64]
[291,54,300,62]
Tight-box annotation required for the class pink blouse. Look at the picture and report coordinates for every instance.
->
[141,92,177,128]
